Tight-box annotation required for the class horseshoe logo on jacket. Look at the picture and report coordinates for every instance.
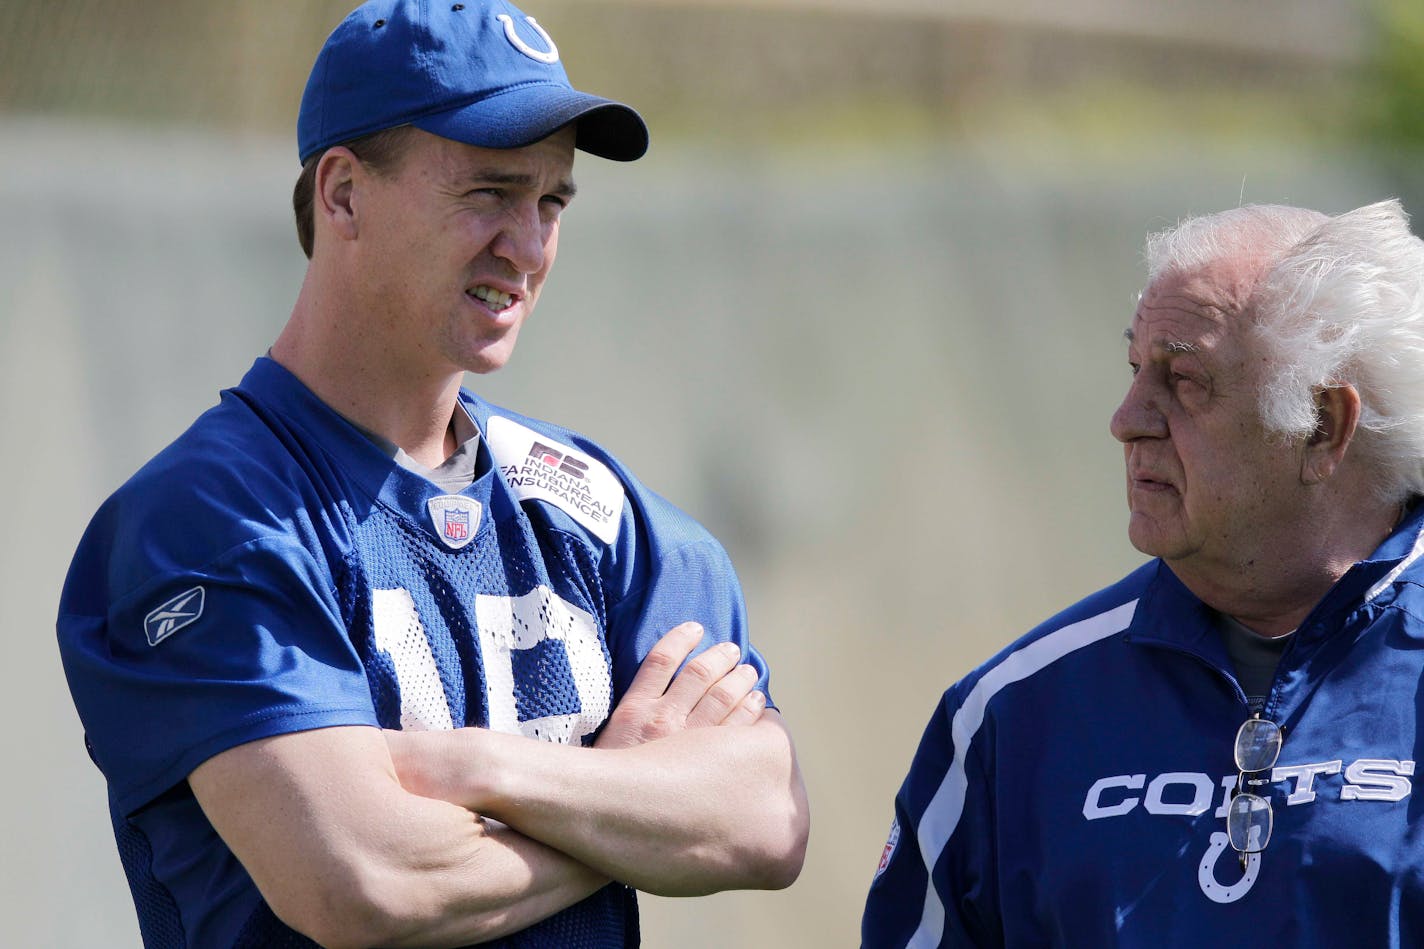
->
[1197,831,1260,903]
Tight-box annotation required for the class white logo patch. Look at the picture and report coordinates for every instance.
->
[486,416,625,544]
[496,14,559,64]
[144,586,205,646]
[427,495,483,550]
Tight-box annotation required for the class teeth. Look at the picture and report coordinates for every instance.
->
[472,286,514,309]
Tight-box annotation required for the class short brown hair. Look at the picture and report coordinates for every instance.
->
[292,126,416,259]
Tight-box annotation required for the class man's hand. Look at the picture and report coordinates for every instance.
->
[595,622,767,749]
[386,622,765,798]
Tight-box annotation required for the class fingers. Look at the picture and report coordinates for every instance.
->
[601,622,766,747]
[720,687,768,727]
[620,622,704,702]
[684,660,762,728]
[661,639,742,712]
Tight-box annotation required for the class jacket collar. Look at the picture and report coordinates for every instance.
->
[1125,499,1424,653]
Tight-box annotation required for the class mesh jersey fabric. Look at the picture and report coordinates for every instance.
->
[58,356,772,947]
[862,502,1424,949]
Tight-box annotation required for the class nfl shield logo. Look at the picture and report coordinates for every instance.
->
[426,495,482,551]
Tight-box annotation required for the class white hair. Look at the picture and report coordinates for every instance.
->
[1145,200,1424,503]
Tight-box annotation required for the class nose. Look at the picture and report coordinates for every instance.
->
[492,203,550,275]
[1110,375,1167,443]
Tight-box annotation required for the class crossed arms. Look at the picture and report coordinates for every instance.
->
[189,622,810,949]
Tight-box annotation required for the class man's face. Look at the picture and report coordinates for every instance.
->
[352,126,577,375]
[1109,259,1305,574]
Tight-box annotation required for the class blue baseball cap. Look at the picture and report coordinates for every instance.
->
[297,0,648,164]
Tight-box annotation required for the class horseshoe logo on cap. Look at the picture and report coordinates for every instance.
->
[497,14,560,64]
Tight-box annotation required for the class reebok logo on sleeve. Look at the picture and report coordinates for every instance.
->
[144,586,206,646]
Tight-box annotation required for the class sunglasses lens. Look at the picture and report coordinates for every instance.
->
[1227,792,1273,852]
[1234,718,1282,773]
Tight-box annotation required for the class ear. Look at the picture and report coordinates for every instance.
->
[314,147,361,244]
[1301,384,1361,485]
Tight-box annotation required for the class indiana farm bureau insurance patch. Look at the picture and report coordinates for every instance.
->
[486,416,625,544]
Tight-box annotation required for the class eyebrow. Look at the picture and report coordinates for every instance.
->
[1121,329,1198,354]
[458,169,578,200]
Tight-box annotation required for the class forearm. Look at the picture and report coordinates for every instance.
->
[367,792,606,940]
[373,809,610,949]
[191,728,608,949]
[397,715,809,896]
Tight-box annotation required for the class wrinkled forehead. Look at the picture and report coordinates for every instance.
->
[419,125,579,186]
[1130,257,1270,345]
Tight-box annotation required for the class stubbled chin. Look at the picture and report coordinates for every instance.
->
[463,330,522,375]
[1125,512,1166,558]
[1126,511,1201,562]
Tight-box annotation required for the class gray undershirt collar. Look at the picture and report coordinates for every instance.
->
[352,402,483,493]
[1216,612,1293,716]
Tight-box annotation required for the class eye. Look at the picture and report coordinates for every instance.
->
[458,187,504,206]
[1128,362,1140,377]
[1171,372,1208,397]
[537,196,568,226]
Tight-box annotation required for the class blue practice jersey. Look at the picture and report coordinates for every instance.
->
[864,503,1424,948]
[58,357,773,948]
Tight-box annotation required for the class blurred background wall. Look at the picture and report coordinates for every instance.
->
[4,0,1423,945]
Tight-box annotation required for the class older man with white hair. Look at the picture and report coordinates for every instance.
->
[864,199,1424,947]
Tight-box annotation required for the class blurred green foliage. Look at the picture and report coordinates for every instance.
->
[2,0,1422,169]
[0,0,1389,153]
[1365,0,1424,146]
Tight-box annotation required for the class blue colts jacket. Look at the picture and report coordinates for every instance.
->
[864,503,1424,948]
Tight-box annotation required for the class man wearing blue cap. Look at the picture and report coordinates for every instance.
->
[56,2,808,946]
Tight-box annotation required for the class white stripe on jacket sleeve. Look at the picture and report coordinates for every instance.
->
[908,598,1138,949]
